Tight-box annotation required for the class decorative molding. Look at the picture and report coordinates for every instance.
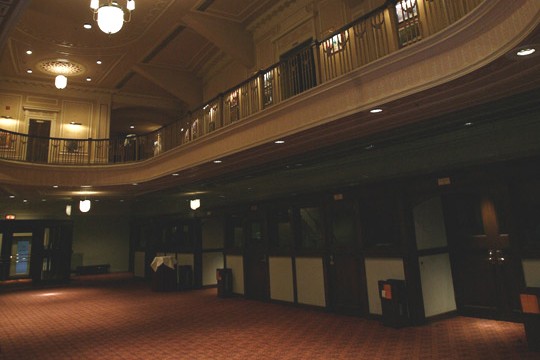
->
[23,105,60,112]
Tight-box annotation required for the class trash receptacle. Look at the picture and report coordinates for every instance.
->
[520,288,540,351]
[216,268,233,298]
[378,279,409,328]
[177,265,193,291]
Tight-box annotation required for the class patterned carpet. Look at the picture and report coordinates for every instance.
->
[0,273,537,360]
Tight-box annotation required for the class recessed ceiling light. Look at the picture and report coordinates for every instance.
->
[23,199,28,203]
[26,50,32,55]
[83,23,92,29]
[274,140,285,144]
[26,69,33,74]
[132,183,138,186]
[213,160,222,164]
[464,122,473,126]
[41,199,47,202]
[9,195,15,199]
[53,185,59,188]
[516,48,536,56]
[365,144,375,150]
[370,108,383,113]
[86,77,92,82]
[172,173,179,176]
[129,125,135,129]
[81,185,92,188]
[96,60,102,65]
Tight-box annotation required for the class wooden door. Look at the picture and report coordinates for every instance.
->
[26,119,51,162]
[326,199,366,315]
[244,218,269,301]
[443,193,524,319]
[280,40,317,99]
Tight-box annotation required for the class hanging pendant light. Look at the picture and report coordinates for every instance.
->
[190,199,201,210]
[55,75,67,89]
[90,0,135,35]
[79,199,91,213]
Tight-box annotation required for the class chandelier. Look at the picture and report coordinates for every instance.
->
[90,0,135,35]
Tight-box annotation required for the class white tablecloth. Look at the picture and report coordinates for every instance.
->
[150,256,176,272]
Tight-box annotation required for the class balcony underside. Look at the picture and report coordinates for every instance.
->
[0,0,539,205]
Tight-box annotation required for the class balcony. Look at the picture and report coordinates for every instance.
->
[0,0,539,202]
[1,0,489,167]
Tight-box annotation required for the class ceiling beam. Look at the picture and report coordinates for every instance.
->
[132,64,203,109]
[182,11,255,68]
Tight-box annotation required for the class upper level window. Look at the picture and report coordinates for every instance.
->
[323,31,349,55]
[395,0,421,46]
[263,70,274,107]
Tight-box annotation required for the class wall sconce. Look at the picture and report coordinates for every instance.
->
[190,199,200,210]
[66,204,72,216]
[79,199,91,213]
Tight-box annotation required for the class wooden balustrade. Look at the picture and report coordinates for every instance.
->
[0,0,483,166]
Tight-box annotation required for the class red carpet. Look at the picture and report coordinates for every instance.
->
[0,273,536,359]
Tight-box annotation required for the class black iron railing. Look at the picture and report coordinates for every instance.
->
[0,0,483,166]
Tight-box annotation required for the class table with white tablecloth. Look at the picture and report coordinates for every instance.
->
[150,256,177,292]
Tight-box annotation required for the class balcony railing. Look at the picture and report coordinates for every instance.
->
[0,0,483,166]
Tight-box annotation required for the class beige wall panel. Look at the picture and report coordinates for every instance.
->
[350,0,386,19]
[256,33,276,70]
[296,256,326,307]
[61,100,93,139]
[204,61,248,102]
[364,257,405,315]
[522,259,540,287]
[269,256,294,302]
[26,96,58,106]
[177,253,195,267]
[225,254,244,294]
[318,0,347,36]
[202,216,225,249]
[134,251,145,277]
[414,196,448,250]
[419,253,456,317]
[72,213,130,273]
[202,252,224,286]
[0,93,23,131]
[276,19,315,55]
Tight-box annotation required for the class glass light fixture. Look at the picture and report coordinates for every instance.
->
[79,199,91,213]
[55,75,67,89]
[190,199,201,210]
[66,204,72,216]
[516,48,535,57]
[90,0,135,35]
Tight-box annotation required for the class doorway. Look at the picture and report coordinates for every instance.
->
[244,217,269,301]
[26,119,51,162]
[326,199,366,315]
[0,232,33,280]
[0,221,73,283]
[279,40,317,100]
[443,192,524,320]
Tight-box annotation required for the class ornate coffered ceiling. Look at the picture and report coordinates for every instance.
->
[0,0,274,136]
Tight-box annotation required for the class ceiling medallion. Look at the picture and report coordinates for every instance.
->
[37,59,86,76]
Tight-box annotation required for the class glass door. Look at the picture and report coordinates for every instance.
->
[9,233,33,278]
